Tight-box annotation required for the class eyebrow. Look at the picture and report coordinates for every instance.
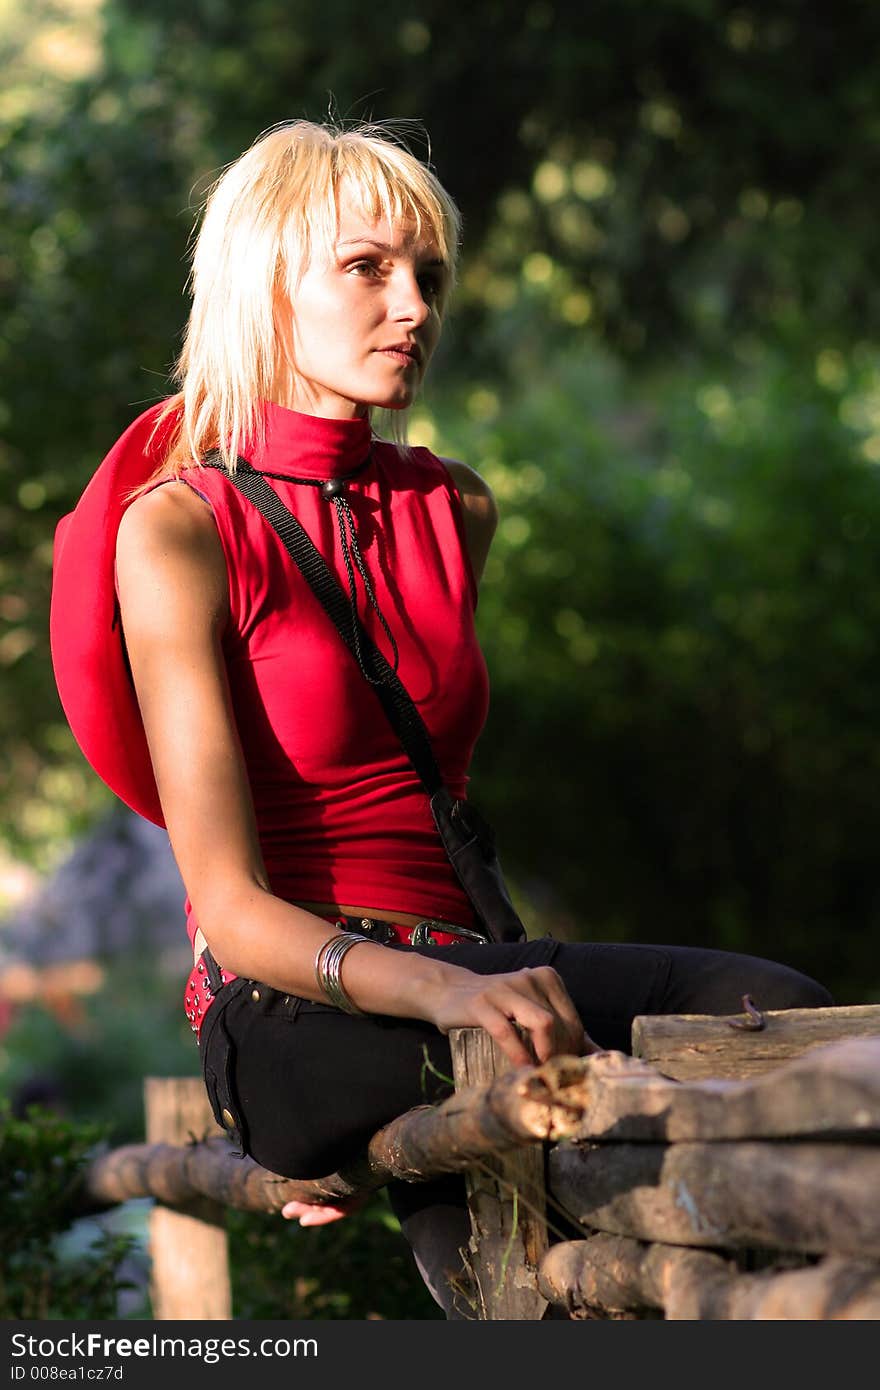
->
[336,237,446,268]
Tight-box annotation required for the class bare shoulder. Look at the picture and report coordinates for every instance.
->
[442,459,498,522]
[116,479,227,630]
[439,458,499,586]
[117,477,217,556]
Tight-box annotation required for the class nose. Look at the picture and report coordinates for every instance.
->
[389,269,431,327]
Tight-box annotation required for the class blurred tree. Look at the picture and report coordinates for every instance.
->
[426,327,880,999]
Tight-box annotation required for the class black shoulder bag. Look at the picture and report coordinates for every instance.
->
[199,451,526,946]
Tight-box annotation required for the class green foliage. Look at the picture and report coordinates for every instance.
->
[428,326,880,1000]
[227,1192,442,1320]
[0,1103,135,1319]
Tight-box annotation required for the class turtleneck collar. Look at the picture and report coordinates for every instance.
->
[246,401,373,480]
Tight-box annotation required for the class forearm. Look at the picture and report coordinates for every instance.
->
[201,884,473,1023]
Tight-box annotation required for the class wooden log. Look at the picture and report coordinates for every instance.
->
[448,1027,550,1321]
[538,1232,723,1316]
[539,1235,880,1319]
[368,1037,880,1171]
[549,1139,880,1257]
[708,1255,880,1320]
[145,1078,232,1321]
[632,1003,880,1081]
[84,1136,318,1212]
[566,1038,880,1142]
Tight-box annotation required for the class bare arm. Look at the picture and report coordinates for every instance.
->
[442,459,498,588]
[115,481,586,1067]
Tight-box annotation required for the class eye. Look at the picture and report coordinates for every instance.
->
[419,274,444,303]
[347,259,382,278]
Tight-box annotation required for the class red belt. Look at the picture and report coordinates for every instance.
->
[184,914,488,1041]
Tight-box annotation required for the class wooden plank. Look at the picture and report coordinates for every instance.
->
[567,1038,880,1142]
[449,1027,549,1320]
[145,1077,232,1321]
[549,1138,880,1257]
[632,1003,880,1081]
[538,1235,880,1319]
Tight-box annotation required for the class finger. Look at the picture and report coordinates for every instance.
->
[297,1208,348,1226]
[525,967,585,1050]
[480,969,581,1058]
[281,1200,349,1225]
[507,986,580,1063]
[477,1006,543,1067]
[480,993,564,1065]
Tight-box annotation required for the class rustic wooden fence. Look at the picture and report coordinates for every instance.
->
[80,1003,880,1320]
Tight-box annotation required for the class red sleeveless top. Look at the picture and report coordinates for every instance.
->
[163,404,489,940]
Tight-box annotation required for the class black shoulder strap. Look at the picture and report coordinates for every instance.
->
[199,453,445,796]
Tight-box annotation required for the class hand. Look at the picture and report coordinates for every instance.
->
[281,1192,369,1226]
[428,965,602,1068]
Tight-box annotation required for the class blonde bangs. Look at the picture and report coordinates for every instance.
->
[145,120,459,483]
[331,131,459,280]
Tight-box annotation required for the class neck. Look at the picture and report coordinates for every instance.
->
[268,368,369,423]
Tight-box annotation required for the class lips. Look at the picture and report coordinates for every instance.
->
[379,343,422,366]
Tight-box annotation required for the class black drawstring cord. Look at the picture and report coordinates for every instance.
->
[331,488,400,684]
[260,450,399,685]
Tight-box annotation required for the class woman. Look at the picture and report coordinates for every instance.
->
[53,120,831,1318]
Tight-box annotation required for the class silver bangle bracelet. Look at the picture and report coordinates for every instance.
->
[314,932,370,1016]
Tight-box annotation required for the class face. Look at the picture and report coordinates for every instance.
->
[276,185,448,419]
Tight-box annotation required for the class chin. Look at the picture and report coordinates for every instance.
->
[363,387,416,412]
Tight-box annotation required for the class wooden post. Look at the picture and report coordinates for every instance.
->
[145,1077,233,1320]
[449,1028,550,1320]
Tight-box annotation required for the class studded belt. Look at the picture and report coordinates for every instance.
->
[184,913,488,1041]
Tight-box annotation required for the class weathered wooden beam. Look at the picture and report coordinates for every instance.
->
[538,1232,722,1316]
[84,1135,365,1213]
[632,1003,880,1081]
[538,1235,880,1319]
[449,1027,549,1321]
[549,1139,880,1257]
[145,1079,232,1321]
[566,1038,880,1142]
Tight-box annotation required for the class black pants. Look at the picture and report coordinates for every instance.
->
[200,937,832,1316]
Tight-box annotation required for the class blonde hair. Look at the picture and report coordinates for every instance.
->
[150,120,461,479]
